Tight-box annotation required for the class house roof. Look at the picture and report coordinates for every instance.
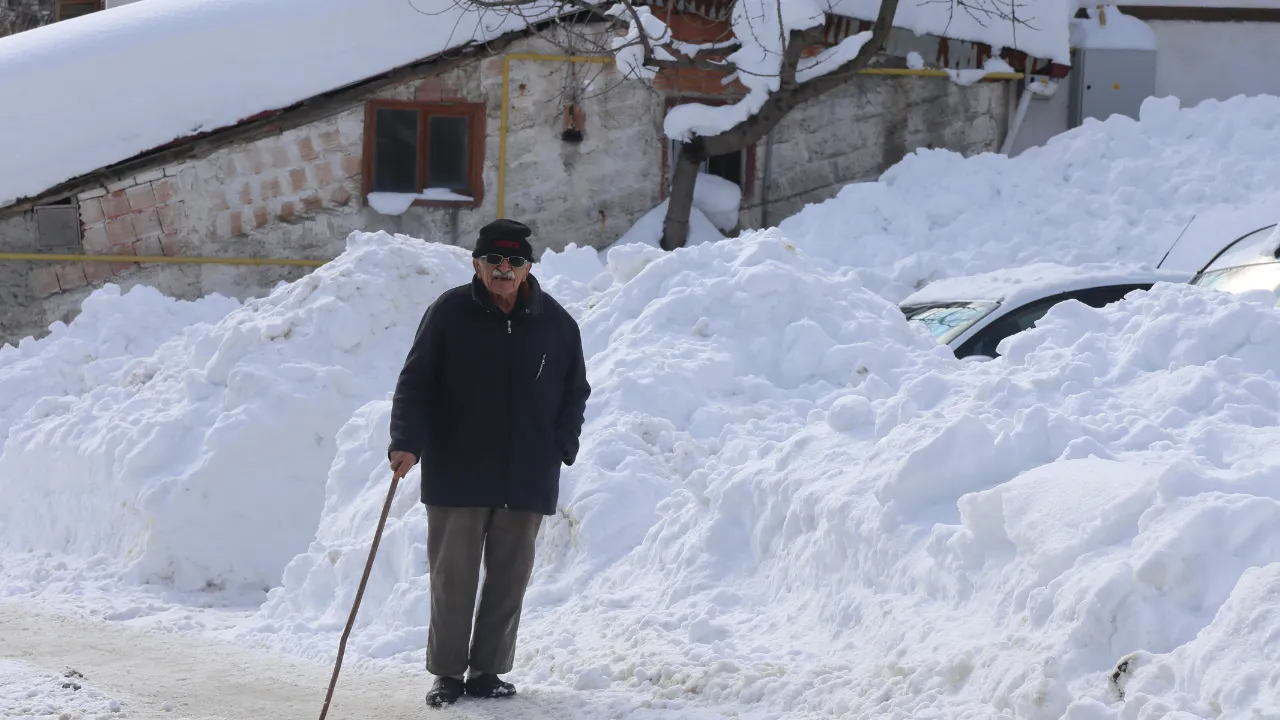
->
[0,0,550,208]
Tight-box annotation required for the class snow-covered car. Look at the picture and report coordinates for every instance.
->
[899,263,1189,360]
[1187,223,1280,303]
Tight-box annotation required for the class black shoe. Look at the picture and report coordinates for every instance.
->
[465,673,517,698]
[425,676,465,708]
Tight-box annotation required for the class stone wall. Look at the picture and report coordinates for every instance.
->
[752,76,1012,225]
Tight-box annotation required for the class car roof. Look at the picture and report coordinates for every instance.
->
[900,262,1191,307]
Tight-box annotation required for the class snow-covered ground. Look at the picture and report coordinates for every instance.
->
[4,96,1280,718]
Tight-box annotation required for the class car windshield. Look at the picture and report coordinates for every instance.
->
[1190,261,1280,303]
[1201,224,1279,273]
[900,301,1000,345]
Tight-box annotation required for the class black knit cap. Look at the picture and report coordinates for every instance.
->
[473,219,534,262]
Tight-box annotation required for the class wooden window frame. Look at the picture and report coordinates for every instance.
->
[361,99,486,209]
[55,0,103,21]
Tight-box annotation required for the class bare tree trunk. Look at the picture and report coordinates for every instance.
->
[661,139,707,251]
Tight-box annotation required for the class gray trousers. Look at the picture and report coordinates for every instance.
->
[425,505,543,677]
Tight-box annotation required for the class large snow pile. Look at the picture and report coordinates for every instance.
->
[246,270,1280,718]
[0,285,240,446]
[0,235,472,592]
[229,234,1278,718]
[243,230,954,656]
[779,94,1280,300]
[0,0,552,206]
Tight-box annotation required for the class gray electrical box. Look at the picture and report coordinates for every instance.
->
[1068,48,1157,127]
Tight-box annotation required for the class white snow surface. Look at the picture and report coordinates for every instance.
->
[778,94,1280,302]
[0,660,122,719]
[7,94,1280,717]
[0,0,552,207]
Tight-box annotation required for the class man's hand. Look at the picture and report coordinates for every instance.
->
[390,451,418,481]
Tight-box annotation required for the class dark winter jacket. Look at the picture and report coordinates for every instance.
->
[387,274,591,515]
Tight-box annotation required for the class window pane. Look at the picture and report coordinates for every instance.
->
[428,116,469,193]
[372,108,419,193]
[706,151,743,188]
[58,1,100,20]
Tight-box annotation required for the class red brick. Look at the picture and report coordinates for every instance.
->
[30,267,61,297]
[102,191,132,219]
[230,211,244,237]
[160,232,181,257]
[211,190,230,213]
[415,77,444,101]
[55,263,88,291]
[329,185,352,207]
[301,194,323,213]
[125,184,157,212]
[253,204,269,229]
[157,203,187,234]
[82,224,111,254]
[260,177,283,200]
[106,216,136,247]
[134,234,164,263]
[288,168,309,194]
[297,136,319,162]
[238,182,254,206]
[242,147,266,175]
[132,208,162,237]
[152,178,179,205]
[269,145,291,169]
[314,161,335,187]
[109,243,137,275]
[340,153,361,178]
[319,129,343,152]
[80,198,105,226]
[84,260,114,284]
[278,201,296,222]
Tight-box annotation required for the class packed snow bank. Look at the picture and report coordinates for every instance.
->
[0,285,240,446]
[779,94,1280,301]
[0,233,473,593]
[243,265,1280,718]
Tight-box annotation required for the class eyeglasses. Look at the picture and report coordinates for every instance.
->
[481,254,529,268]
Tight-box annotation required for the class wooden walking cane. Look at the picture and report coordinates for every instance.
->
[317,472,402,720]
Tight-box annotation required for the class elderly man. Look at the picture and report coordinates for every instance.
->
[387,219,590,708]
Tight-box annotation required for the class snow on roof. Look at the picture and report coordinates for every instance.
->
[899,262,1190,307]
[0,0,552,208]
[1071,5,1157,51]
[830,0,1073,64]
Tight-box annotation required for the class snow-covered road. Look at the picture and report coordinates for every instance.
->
[0,598,641,720]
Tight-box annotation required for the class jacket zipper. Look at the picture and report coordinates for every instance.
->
[504,315,512,508]
[535,353,546,380]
